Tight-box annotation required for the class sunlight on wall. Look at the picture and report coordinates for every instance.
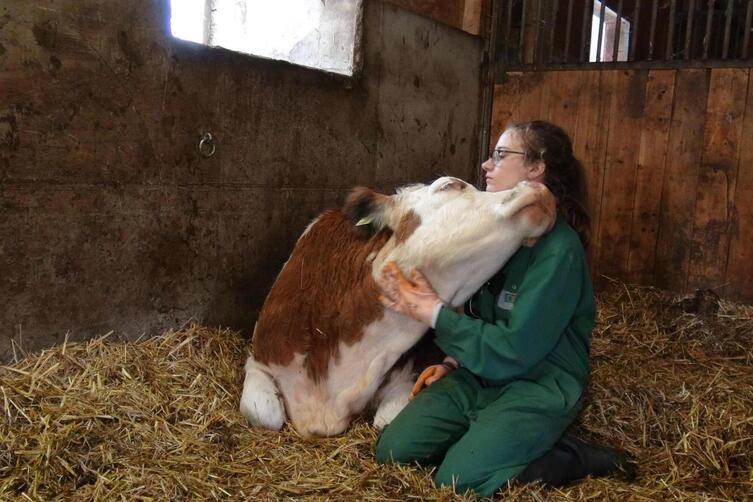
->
[170,0,206,44]
[169,0,361,76]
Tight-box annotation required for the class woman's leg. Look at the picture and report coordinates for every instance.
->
[433,403,569,498]
[374,369,479,467]
[431,376,583,498]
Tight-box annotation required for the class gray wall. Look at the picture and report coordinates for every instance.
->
[0,0,483,360]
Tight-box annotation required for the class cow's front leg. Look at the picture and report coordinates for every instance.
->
[239,355,286,430]
[372,360,415,429]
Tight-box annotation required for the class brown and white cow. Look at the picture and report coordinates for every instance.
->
[240,177,556,438]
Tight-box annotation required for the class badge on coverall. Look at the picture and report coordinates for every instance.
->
[497,289,517,310]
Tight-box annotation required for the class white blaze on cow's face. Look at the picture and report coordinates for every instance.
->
[376,176,556,307]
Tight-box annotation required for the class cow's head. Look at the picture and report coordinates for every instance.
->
[344,176,556,307]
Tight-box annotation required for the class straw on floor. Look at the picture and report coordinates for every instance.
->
[1,281,752,501]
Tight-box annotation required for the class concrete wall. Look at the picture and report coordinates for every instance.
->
[0,1,483,360]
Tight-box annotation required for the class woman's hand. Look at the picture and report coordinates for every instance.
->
[409,358,459,399]
[377,262,441,326]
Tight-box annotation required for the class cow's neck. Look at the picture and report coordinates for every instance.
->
[372,244,475,308]
[373,238,522,309]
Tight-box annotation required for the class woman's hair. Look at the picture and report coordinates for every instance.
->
[504,120,591,247]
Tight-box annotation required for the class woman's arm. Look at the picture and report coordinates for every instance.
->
[434,250,583,380]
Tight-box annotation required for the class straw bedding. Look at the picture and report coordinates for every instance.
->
[2,281,752,501]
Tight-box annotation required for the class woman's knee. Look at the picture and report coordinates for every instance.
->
[434,463,484,496]
[375,372,474,466]
[434,442,527,497]
[433,463,459,490]
[374,424,414,464]
[434,448,484,493]
[434,462,513,498]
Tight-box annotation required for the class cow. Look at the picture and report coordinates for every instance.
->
[240,176,556,438]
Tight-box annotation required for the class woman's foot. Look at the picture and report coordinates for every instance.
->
[515,434,636,487]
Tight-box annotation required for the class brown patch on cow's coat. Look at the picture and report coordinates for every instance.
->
[394,210,421,244]
[529,187,557,231]
[252,210,392,381]
[510,184,557,232]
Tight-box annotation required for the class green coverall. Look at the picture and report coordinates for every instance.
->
[375,214,596,497]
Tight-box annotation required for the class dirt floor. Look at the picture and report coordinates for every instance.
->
[1,281,751,501]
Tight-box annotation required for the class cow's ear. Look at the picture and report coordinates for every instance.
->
[344,187,393,237]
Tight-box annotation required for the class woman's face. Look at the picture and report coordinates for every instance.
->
[481,129,544,193]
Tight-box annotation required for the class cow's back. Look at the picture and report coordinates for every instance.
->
[252,209,391,381]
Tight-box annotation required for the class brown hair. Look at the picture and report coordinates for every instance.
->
[505,120,591,247]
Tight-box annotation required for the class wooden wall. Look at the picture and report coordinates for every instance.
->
[491,68,753,304]
[383,0,487,36]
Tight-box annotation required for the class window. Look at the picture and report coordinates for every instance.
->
[170,0,363,76]
[496,0,753,70]
[590,0,630,62]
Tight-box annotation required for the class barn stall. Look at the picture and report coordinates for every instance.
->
[1,0,752,500]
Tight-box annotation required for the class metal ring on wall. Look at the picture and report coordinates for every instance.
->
[198,132,216,158]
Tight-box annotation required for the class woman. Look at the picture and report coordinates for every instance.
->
[375,121,633,497]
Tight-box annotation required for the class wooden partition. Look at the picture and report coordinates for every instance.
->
[383,0,487,35]
[491,68,753,304]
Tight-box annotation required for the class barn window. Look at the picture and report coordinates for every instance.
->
[495,0,753,70]
[169,0,363,76]
[590,0,631,62]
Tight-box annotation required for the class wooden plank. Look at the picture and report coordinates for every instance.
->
[462,0,484,35]
[726,69,753,304]
[596,69,649,281]
[654,69,709,293]
[522,0,542,65]
[572,70,611,272]
[382,0,466,32]
[626,70,676,285]
[688,68,749,292]
[536,71,553,127]
[538,70,585,139]
[489,72,545,148]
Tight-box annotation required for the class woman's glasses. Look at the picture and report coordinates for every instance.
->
[491,148,526,166]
